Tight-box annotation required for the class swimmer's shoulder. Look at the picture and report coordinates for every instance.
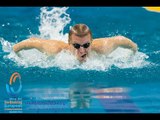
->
[92,37,111,48]
[93,36,119,42]
[92,36,121,47]
[91,38,106,53]
[91,37,118,54]
[48,40,69,50]
[30,38,69,49]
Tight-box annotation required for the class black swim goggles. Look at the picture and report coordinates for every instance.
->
[72,43,91,49]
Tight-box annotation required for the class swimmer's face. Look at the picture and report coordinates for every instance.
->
[70,34,92,62]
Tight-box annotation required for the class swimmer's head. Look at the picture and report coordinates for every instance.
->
[68,24,92,62]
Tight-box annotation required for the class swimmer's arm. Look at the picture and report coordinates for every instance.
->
[13,38,44,53]
[13,38,69,56]
[114,36,138,54]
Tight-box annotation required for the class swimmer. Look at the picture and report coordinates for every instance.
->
[13,23,138,62]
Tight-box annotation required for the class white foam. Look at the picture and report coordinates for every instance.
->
[0,38,14,52]
[80,48,150,71]
[3,44,151,71]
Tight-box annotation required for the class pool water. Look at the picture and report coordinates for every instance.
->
[0,7,160,113]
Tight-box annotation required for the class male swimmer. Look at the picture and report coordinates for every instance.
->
[13,23,138,62]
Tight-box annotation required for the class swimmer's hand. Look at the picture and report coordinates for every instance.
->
[13,43,21,53]
[12,47,21,57]
[12,43,24,57]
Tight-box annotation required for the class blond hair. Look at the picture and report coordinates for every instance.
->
[68,24,92,44]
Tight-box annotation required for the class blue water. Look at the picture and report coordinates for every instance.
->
[0,7,160,113]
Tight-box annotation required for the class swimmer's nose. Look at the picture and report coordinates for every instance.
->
[79,46,85,53]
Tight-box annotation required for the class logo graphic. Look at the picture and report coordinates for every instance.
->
[6,72,22,97]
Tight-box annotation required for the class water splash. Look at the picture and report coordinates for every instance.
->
[39,7,71,42]
[80,48,150,71]
[0,38,14,53]
[4,45,151,71]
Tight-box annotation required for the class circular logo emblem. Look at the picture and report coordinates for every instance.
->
[6,72,22,97]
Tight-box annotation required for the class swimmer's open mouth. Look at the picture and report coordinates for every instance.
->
[81,54,87,58]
